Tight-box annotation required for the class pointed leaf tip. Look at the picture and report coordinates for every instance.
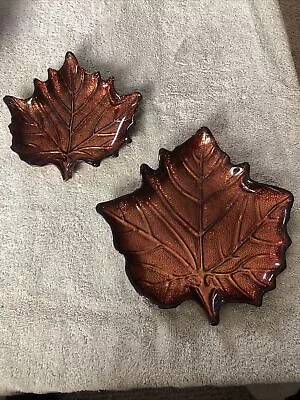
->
[3,95,12,105]
[65,51,78,63]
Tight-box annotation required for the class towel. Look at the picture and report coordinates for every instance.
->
[0,0,299,394]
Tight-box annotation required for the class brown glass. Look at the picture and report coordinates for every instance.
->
[4,52,141,180]
[97,127,293,325]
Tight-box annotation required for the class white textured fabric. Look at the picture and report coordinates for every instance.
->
[0,0,299,394]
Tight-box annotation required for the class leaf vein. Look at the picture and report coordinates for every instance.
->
[209,197,289,271]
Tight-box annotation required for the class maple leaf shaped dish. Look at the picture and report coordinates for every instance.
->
[97,127,293,325]
[3,52,141,180]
